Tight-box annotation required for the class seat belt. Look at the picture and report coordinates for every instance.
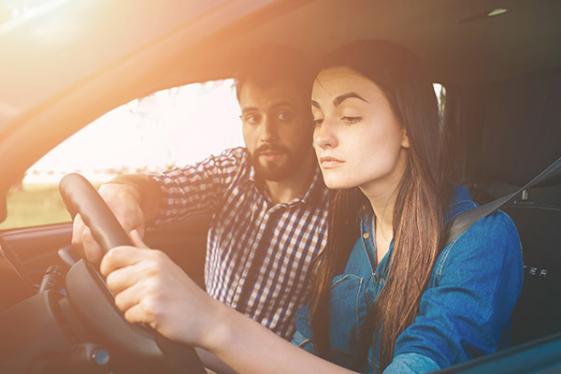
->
[446,155,561,246]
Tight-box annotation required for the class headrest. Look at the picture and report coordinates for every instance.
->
[478,69,561,187]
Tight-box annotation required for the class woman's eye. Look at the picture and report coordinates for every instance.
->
[341,116,362,125]
[313,118,324,126]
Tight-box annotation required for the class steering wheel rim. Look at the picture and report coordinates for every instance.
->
[59,173,206,374]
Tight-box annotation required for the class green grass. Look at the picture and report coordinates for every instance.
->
[0,185,71,230]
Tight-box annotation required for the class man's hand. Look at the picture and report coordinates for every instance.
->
[71,182,146,263]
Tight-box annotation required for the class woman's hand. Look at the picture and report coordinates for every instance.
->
[100,233,355,374]
[99,231,222,347]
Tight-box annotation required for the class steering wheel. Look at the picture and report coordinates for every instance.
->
[59,173,206,374]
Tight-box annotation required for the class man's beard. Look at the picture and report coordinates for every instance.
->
[251,144,298,181]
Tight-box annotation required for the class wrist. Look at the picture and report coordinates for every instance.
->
[108,174,162,222]
[199,299,238,353]
[111,182,141,203]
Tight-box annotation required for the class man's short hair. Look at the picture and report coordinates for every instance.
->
[234,44,314,100]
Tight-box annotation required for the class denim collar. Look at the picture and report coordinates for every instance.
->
[358,185,474,278]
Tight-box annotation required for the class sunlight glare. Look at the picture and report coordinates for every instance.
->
[24,80,244,185]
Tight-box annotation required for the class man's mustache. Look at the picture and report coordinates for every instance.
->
[254,144,290,156]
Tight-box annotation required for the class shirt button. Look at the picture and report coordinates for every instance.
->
[362,232,370,239]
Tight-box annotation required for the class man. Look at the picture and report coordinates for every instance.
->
[72,45,328,340]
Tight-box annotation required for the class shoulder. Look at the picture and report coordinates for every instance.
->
[201,147,251,174]
[443,185,521,257]
[223,146,249,158]
[213,146,250,164]
[435,207,522,279]
[454,209,520,249]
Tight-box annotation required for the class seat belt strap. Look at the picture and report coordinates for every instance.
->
[445,155,561,246]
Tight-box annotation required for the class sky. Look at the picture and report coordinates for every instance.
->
[24,80,244,184]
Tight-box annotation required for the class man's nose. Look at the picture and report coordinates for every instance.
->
[261,115,278,142]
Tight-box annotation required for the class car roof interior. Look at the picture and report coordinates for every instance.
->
[231,0,561,86]
[150,0,561,87]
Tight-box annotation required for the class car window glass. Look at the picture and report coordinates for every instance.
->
[0,79,243,229]
[434,83,446,124]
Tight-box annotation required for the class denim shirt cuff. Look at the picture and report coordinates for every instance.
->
[291,329,314,353]
[383,353,440,374]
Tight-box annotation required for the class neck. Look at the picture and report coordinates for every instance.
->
[363,185,399,241]
[360,152,408,240]
[264,151,316,204]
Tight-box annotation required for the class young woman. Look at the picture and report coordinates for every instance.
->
[100,40,523,373]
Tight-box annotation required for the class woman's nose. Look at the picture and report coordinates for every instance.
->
[314,121,338,149]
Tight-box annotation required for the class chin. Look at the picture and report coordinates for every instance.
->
[255,162,293,181]
[322,176,354,190]
[321,170,370,190]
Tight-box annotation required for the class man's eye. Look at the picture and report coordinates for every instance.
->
[341,116,361,125]
[277,110,294,122]
[242,113,261,124]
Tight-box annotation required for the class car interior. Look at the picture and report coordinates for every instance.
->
[1,0,561,372]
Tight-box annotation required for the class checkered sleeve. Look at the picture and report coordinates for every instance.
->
[150,147,248,223]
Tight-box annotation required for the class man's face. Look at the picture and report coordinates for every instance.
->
[239,80,313,181]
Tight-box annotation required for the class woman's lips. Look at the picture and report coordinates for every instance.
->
[319,156,345,169]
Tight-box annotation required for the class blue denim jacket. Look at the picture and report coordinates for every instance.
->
[291,187,523,373]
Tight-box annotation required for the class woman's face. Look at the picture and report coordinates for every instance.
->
[312,66,409,191]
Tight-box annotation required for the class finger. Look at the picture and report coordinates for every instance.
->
[123,303,149,326]
[100,246,149,277]
[81,226,104,263]
[124,301,159,331]
[129,229,148,249]
[105,261,149,295]
[136,224,146,238]
[71,215,87,258]
[113,278,147,313]
[71,214,84,248]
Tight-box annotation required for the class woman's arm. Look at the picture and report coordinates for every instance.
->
[195,348,238,374]
[99,233,356,374]
[203,301,356,374]
[386,212,523,371]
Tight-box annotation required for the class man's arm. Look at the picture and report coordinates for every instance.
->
[71,176,155,263]
[72,148,246,262]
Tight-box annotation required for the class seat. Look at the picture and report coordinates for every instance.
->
[449,67,561,345]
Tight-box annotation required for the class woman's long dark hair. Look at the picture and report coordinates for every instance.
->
[309,40,453,370]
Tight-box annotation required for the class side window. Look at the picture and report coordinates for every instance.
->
[0,80,243,230]
[433,83,446,125]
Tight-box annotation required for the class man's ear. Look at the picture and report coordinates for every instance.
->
[401,129,410,149]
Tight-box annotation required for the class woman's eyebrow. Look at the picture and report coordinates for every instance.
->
[333,92,368,106]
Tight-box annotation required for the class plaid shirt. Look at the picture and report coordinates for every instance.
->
[151,147,328,338]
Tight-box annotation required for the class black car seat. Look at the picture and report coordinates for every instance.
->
[448,68,561,345]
